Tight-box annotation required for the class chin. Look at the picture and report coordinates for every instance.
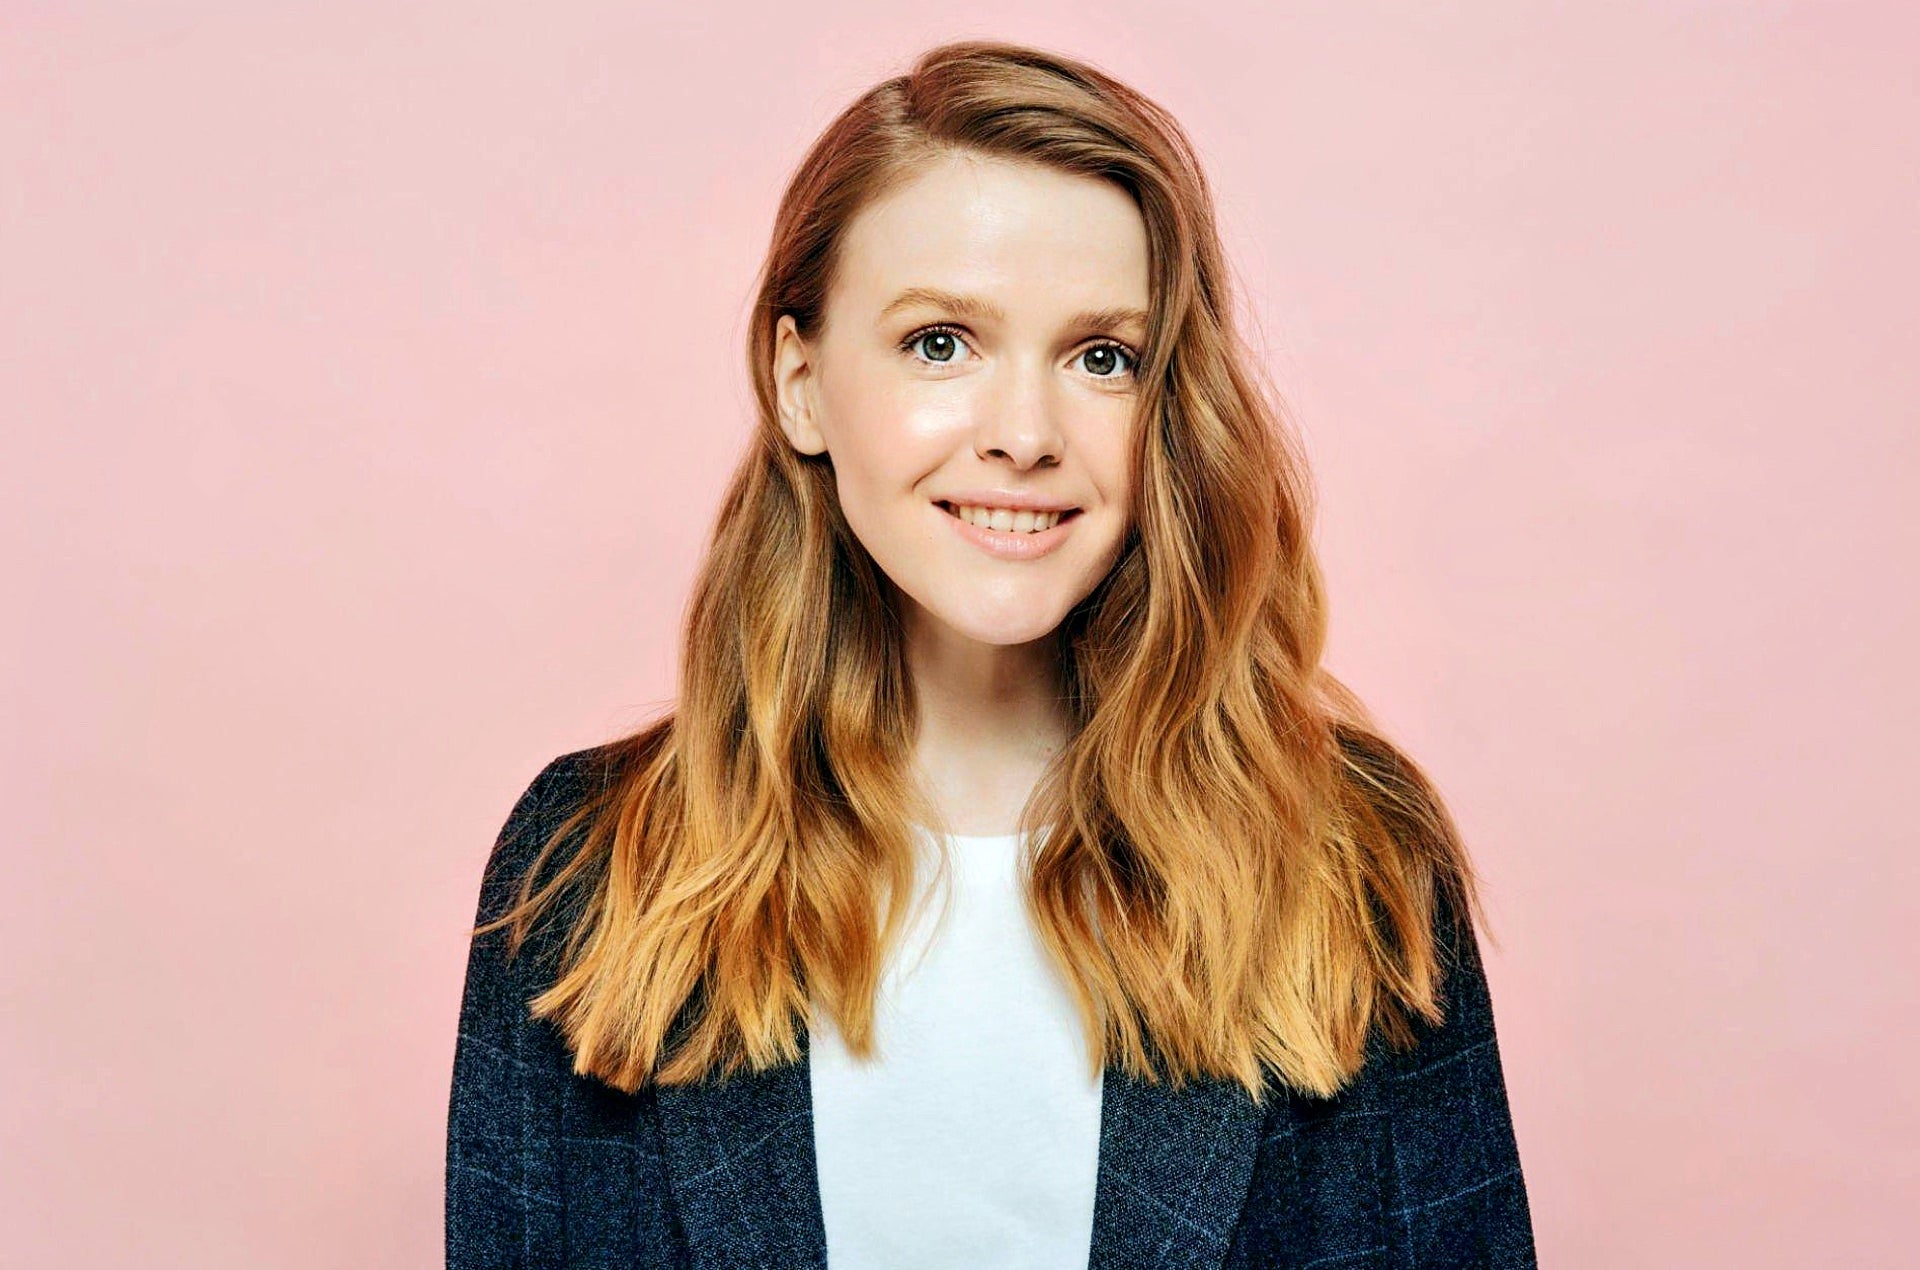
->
[938,606,1067,647]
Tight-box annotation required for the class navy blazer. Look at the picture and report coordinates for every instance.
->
[447,746,1537,1268]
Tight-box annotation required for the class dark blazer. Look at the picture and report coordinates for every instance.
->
[447,746,1537,1268]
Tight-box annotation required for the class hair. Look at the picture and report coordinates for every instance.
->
[475,38,1490,1104]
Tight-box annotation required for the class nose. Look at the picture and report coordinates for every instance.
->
[973,356,1064,469]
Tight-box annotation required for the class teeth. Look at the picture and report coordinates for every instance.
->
[947,503,1068,533]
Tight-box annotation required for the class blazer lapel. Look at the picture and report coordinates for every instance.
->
[654,1021,830,1268]
[1087,1055,1269,1268]
[654,1021,1268,1270]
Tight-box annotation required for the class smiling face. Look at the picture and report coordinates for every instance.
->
[773,150,1151,650]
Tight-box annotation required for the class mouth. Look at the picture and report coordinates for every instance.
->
[934,501,1084,532]
[933,499,1083,561]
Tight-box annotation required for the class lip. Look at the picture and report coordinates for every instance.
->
[934,499,1081,560]
[935,489,1082,514]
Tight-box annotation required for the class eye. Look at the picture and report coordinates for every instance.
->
[896,324,1140,380]
[898,323,972,365]
[1075,341,1137,379]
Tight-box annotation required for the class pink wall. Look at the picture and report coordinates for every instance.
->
[4,5,1914,1266]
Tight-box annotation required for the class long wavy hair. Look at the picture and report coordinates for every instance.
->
[476,38,1489,1104]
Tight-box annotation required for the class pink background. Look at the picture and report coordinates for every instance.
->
[5,4,1915,1266]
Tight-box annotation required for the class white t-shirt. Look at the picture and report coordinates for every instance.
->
[808,824,1104,1269]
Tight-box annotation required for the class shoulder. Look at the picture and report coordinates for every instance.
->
[483,744,621,883]
[1391,876,1500,1076]
[467,740,630,976]
[509,741,624,829]
[1369,876,1534,1259]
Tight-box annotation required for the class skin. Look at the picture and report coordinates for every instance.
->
[773,150,1151,836]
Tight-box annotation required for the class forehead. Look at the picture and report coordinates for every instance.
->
[830,152,1151,321]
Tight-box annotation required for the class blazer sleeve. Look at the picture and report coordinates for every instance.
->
[1380,887,1538,1269]
[445,755,575,1269]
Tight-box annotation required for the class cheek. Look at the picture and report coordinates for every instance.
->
[817,370,883,457]
[821,379,954,485]
[816,414,917,536]
[1089,418,1139,504]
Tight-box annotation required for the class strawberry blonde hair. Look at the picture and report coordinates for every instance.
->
[477,38,1487,1103]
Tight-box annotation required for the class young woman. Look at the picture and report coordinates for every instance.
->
[447,39,1536,1270]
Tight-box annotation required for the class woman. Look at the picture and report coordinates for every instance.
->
[447,38,1536,1269]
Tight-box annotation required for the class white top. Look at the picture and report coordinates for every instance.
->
[808,825,1104,1269]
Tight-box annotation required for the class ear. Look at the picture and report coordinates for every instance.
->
[773,315,828,456]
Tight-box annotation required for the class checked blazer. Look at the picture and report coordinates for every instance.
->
[447,745,1538,1268]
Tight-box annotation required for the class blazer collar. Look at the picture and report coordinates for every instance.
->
[652,1021,1271,1269]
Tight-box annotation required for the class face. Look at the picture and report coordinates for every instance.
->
[773,150,1150,650]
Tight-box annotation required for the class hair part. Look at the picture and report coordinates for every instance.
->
[476,37,1488,1104]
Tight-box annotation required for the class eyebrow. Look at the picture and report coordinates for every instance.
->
[877,286,1149,336]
